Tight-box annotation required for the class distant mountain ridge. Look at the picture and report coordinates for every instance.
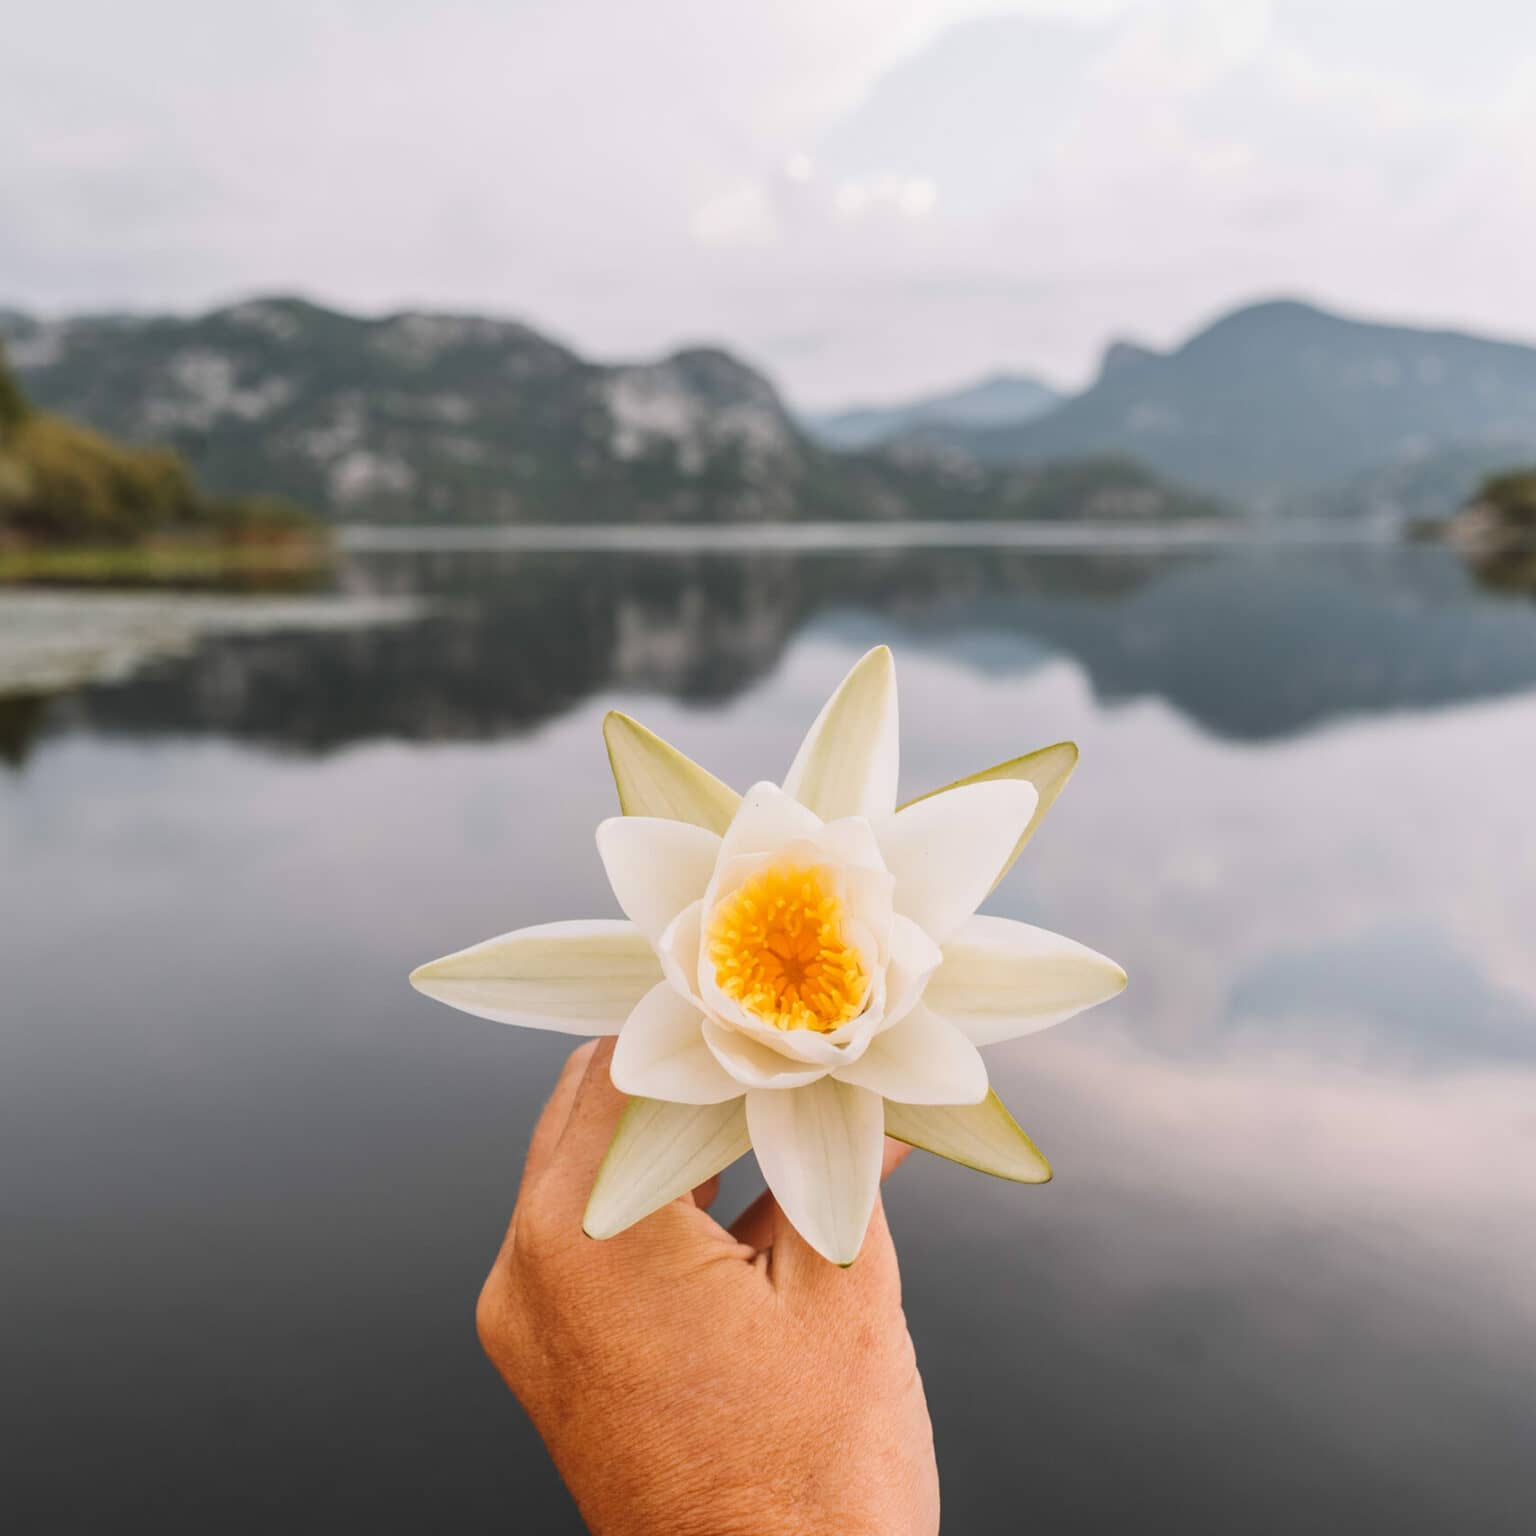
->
[1,298,826,524]
[0,297,1215,526]
[804,372,1062,449]
[931,299,1536,507]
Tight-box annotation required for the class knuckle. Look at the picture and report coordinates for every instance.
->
[565,1039,600,1073]
[474,1267,518,1362]
[513,1173,589,1273]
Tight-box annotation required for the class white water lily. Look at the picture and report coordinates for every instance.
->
[411,647,1125,1265]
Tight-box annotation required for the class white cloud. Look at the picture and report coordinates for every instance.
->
[689,181,779,247]
[3,0,1536,404]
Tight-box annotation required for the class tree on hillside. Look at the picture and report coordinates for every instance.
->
[0,340,30,438]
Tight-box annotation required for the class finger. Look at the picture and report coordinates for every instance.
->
[539,1037,631,1216]
[689,1174,722,1212]
[503,1040,598,1254]
[521,1041,600,1193]
[768,1185,903,1307]
[729,1134,911,1253]
[536,1041,751,1269]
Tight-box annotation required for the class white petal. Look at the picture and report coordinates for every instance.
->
[657,899,703,1001]
[833,1002,988,1105]
[409,920,659,1033]
[875,779,1038,944]
[602,711,739,832]
[810,815,888,872]
[884,1090,1051,1183]
[583,1097,751,1239]
[927,915,1128,1046]
[783,646,899,821]
[879,914,945,1032]
[838,867,896,963]
[716,781,823,864]
[747,1077,886,1266]
[596,817,720,941]
[611,984,745,1104]
[702,1019,832,1091]
[901,740,1078,893]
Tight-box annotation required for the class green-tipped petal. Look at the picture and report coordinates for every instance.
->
[901,740,1078,892]
[783,645,899,820]
[602,711,739,832]
[409,919,660,1033]
[583,1096,751,1239]
[884,1089,1052,1183]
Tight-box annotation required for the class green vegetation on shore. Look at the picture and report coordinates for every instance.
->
[1460,470,1536,538]
[1,340,323,584]
[0,537,330,588]
[1444,468,1536,597]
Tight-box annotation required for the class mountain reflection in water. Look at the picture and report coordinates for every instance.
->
[2,539,1534,1534]
[9,542,1536,762]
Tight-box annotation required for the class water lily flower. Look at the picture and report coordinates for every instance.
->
[411,647,1125,1265]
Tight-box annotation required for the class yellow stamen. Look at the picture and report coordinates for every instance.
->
[707,862,867,1032]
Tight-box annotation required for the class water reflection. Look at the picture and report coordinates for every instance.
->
[3,547,1535,1532]
[9,543,1536,768]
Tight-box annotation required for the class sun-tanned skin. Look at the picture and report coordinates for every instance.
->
[474,1038,941,1536]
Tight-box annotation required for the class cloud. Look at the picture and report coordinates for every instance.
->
[690,181,779,247]
[4,0,1536,403]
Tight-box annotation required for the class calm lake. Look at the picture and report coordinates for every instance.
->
[3,533,1535,1532]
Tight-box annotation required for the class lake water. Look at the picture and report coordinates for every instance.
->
[3,534,1535,1532]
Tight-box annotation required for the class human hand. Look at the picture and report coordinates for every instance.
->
[475,1038,940,1536]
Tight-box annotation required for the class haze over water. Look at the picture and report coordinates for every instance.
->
[4,535,1535,1532]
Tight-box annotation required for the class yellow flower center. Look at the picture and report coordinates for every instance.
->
[707,862,867,1032]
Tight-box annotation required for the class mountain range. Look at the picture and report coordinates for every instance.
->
[4,294,1533,523]
[0,299,1213,526]
[803,373,1061,450]
[917,300,1536,509]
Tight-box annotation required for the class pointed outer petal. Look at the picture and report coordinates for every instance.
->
[611,984,744,1104]
[657,900,703,1002]
[716,781,823,865]
[583,1096,751,1239]
[603,711,740,833]
[747,1078,886,1266]
[702,1019,834,1091]
[595,817,720,942]
[884,1090,1052,1184]
[873,915,945,1035]
[901,741,1079,894]
[833,1002,989,1105]
[409,920,659,1033]
[875,779,1039,945]
[782,646,900,822]
[926,914,1128,1047]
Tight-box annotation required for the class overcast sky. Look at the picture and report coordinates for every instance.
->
[6,0,1536,406]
